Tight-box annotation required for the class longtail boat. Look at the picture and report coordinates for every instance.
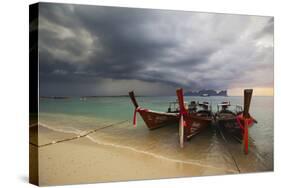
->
[129,89,213,147]
[215,89,257,154]
[128,91,178,129]
[176,88,213,148]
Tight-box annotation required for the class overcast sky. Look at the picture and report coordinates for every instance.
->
[37,3,273,96]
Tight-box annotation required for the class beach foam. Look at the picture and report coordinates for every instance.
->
[37,122,237,173]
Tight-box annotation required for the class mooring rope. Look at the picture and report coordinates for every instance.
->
[217,126,241,173]
[30,120,129,148]
[29,119,238,173]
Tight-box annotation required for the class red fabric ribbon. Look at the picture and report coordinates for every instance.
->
[183,119,188,127]
[236,114,255,154]
[236,114,254,129]
[180,110,189,127]
[133,107,148,127]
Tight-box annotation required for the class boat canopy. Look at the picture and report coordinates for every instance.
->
[217,101,230,106]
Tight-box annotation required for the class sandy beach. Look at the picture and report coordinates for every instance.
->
[30,124,237,186]
[29,109,273,186]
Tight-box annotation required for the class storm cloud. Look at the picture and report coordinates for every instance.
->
[38,3,273,96]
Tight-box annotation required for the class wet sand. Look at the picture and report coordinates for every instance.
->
[31,125,236,186]
[29,112,273,186]
[33,95,273,186]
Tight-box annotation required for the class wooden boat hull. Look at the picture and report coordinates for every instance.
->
[184,114,213,140]
[216,89,256,145]
[215,113,243,141]
[129,90,213,140]
[138,110,179,129]
[139,110,212,135]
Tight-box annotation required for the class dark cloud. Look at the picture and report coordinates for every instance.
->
[38,3,274,96]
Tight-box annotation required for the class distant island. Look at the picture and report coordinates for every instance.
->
[184,89,227,97]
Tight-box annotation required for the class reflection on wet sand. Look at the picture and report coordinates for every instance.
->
[30,113,273,186]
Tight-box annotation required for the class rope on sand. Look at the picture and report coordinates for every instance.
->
[93,120,128,132]
[29,120,129,148]
[216,125,269,171]
[217,126,241,173]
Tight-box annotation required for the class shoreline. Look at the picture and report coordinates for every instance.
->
[35,124,239,172]
[32,125,237,186]
[30,112,273,186]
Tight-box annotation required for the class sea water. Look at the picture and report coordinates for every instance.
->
[38,96,273,174]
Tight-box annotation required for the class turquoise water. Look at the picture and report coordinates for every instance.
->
[39,96,273,173]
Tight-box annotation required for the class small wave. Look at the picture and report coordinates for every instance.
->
[38,121,237,173]
[38,122,83,135]
[86,135,237,173]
